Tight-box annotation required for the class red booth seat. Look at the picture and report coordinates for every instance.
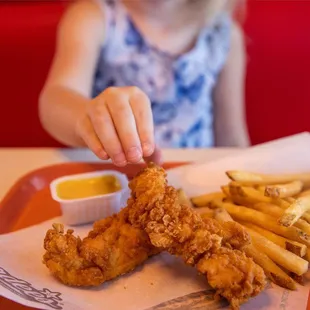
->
[0,1,309,147]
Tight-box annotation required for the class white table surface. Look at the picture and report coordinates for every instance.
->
[0,147,240,200]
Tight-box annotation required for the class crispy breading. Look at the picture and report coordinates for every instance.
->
[43,208,159,286]
[128,163,266,309]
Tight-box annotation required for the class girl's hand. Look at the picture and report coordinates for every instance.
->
[76,86,161,166]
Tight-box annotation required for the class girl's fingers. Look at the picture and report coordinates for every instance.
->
[87,86,156,166]
[106,89,142,163]
[88,99,127,167]
[76,116,109,160]
[129,88,155,158]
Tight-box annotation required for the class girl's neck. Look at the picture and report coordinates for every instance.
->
[119,0,228,56]
[121,0,188,16]
[121,0,207,28]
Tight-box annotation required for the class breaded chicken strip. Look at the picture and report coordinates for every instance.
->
[127,163,266,310]
[43,208,159,286]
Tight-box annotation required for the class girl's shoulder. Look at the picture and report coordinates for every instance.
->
[58,0,107,47]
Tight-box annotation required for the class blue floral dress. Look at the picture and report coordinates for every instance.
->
[92,0,232,148]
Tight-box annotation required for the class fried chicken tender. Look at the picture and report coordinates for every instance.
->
[127,163,266,309]
[44,202,251,288]
[43,163,264,308]
[201,216,251,250]
[43,208,159,286]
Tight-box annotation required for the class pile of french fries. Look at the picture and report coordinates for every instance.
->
[188,170,310,290]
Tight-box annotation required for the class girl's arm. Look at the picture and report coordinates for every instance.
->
[213,21,250,147]
[39,0,105,147]
[39,1,158,165]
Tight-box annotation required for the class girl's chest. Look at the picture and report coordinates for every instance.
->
[132,22,205,57]
[122,4,207,57]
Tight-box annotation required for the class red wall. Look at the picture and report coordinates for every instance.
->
[244,0,310,144]
[0,1,309,147]
[0,2,66,147]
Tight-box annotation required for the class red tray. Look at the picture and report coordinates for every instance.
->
[1,162,310,310]
[0,162,186,310]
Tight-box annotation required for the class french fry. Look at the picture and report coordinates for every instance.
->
[228,183,288,207]
[221,185,230,197]
[264,180,303,198]
[244,227,308,276]
[206,183,310,224]
[247,203,310,235]
[228,181,241,195]
[241,222,306,257]
[226,170,310,187]
[213,205,308,255]
[226,185,310,225]
[227,183,267,206]
[219,201,310,247]
[213,207,234,222]
[293,218,310,235]
[289,273,304,285]
[286,242,306,258]
[205,169,310,288]
[208,197,229,209]
[228,195,253,207]
[255,185,266,193]
[298,189,310,198]
[196,206,215,218]
[270,199,310,224]
[250,202,284,218]
[212,206,305,257]
[242,245,297,290]
[305,248,310,263]
[211,207,297,290]
[269,197,292,210]
[279,194,310,227]
[237,190,310,223]
[301,212,310,223]
[190,192,224,208]
[284,197,296,204]
[177,189,194,208]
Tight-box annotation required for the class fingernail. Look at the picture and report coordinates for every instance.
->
[127,146,142,163]
[142,143,154,157]
[112,152,127,167]
[99,150,109,160]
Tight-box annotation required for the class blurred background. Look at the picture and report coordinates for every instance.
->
[0,0,309,148]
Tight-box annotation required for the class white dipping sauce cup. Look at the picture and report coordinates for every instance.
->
[50,170,129,225]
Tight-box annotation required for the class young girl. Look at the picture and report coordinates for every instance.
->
[39,0,249,167]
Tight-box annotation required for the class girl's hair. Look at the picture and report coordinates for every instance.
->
[203,0,247,24]
[230,0,247,23]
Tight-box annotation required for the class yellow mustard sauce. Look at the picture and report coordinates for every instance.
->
[56,175,122,200]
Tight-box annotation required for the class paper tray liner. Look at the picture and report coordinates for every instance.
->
[0,162,186,310]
